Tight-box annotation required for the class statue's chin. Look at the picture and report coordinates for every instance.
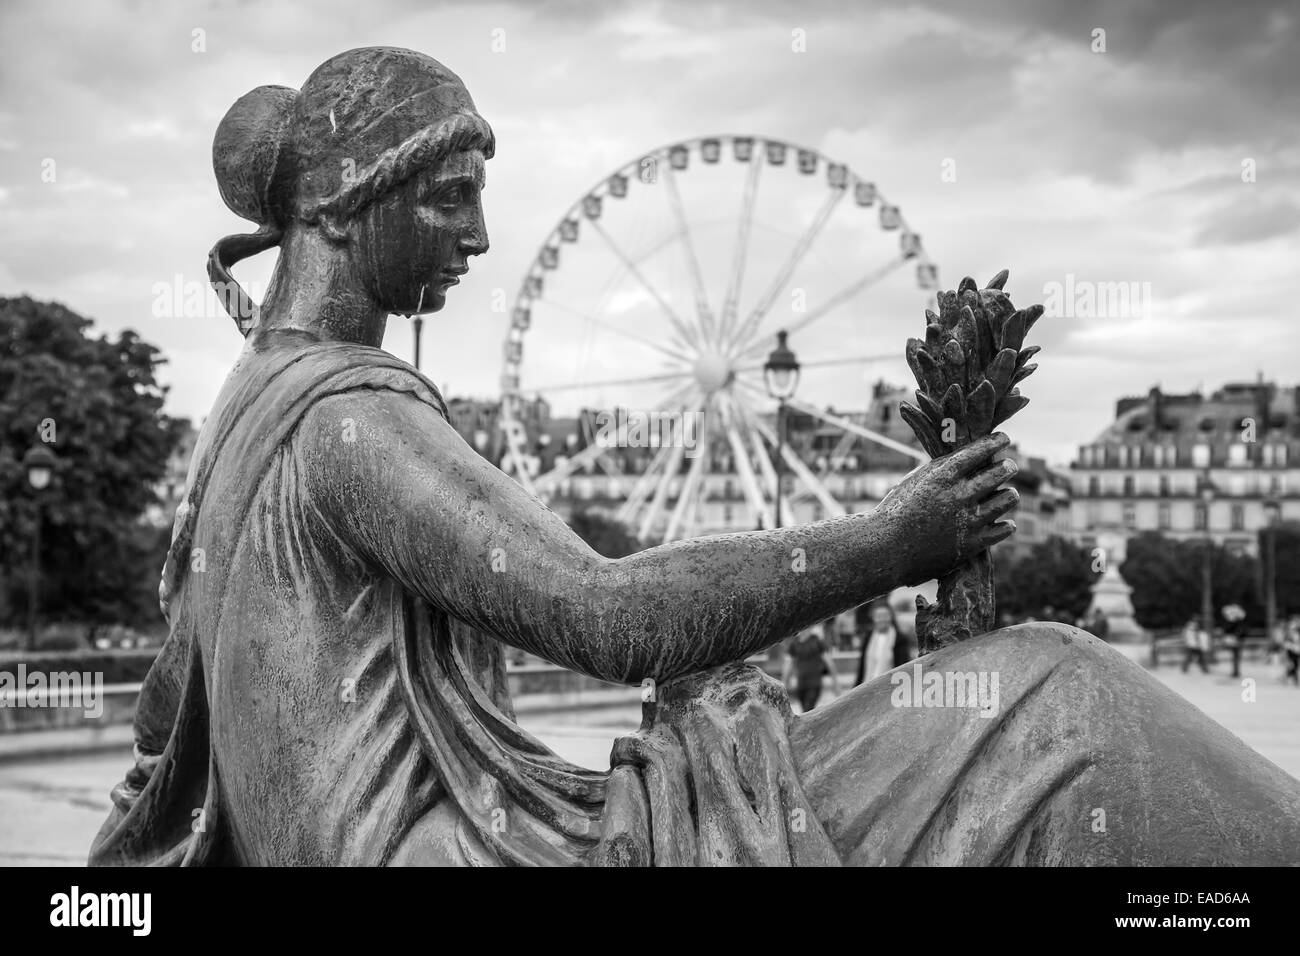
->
[397,293,447,317]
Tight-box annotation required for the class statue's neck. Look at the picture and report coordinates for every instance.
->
[259,227,388,347]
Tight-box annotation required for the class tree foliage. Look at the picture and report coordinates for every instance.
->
[994,535,1101,623]
[1121,531,1263,631]
[0,296,186,634]
[1260,521,1300,619]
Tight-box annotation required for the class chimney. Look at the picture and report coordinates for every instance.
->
[1148,385,1162,435]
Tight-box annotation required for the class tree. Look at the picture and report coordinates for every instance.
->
[994,535,1101,623]
[566,507,642,558]
[0,296,186,635]
[1121,531,1262,631]
[1260,521,1300,618]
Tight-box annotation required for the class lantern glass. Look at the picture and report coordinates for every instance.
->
[764,366,799,401]
[27,466,52,490]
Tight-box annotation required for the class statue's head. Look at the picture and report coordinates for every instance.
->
[209,47,494,333]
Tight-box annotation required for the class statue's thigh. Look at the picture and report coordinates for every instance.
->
[790,623,1300,865]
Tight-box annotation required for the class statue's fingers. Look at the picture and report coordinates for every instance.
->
[943,432,1010,477]
[965,457,1018,498]
[973,487,1019,524]
[974,519,1016,549]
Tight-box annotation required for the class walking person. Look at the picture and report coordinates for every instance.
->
[1221,604,1246,679]
[783,621,839,713]
[1181,617,1210,674]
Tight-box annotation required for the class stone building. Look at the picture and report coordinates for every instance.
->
[1069,380,1296,555]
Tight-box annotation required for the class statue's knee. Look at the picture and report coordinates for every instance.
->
[953,621,1124,684]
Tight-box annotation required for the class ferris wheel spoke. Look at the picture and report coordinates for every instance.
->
[608,381,698,528]
[733,398,792,528]
[638,441,687,541]
[736,255,909,363]
[748,414,847,518]
[588,217,704,353]
[661,163,717,348]
[532,439,617,493]
[716,155,763,351]
[718,393,773,530]
[786,397,927,463]
[662,399,712,542]
[537,297,694,366]
[527,369,692,394]
[734,352,899,374]
[727,187,846,356]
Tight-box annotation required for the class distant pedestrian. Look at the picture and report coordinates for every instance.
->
[1284,617,1300,686]
[1181,617,1210,674]
[1221,604,1246,679]
[1089,609,1110,642]
[783,622,839,712]
[856,602,907,686]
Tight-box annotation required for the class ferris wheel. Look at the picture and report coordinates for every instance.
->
[498,134,937,543]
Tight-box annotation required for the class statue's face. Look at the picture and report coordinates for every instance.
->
[349,148,489,315]
[872,607,893,629]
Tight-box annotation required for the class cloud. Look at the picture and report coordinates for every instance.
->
[0,0,1296,470]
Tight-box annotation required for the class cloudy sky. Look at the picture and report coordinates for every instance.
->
[1,0,1297,465]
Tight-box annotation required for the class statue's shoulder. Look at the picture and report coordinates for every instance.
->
[230,329,449,421]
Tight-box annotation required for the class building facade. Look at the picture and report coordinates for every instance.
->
[1069,381,1297,555]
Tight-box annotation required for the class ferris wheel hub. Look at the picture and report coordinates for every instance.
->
[692,351,734,392]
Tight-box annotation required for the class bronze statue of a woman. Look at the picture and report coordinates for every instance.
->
[91,47,1300,866]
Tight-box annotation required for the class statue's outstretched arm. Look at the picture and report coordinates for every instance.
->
[302,390,1017,683]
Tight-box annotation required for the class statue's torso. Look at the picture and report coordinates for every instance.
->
[198,417,440,865]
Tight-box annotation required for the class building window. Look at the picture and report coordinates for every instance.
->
[1192,444,1210,468]
[1158,503,1171,529]
[1088,476,1100,497]
[1158,475,1170,497]
[1228,443,1248,466]
[1194,504,1207,531]
[723,505,733,525]
[1231,504,1244,531]
[1122,475,1135,497]
[1123,503,1136,529]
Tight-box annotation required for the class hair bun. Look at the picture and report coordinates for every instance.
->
[212,85,297,226]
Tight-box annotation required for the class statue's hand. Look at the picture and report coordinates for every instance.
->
[879,433,1019,584]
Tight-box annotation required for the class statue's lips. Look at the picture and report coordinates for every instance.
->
[433,270,466,289]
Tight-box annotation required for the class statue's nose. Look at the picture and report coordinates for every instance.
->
[461,205,489,256]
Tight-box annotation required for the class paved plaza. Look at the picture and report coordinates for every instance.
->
[2,655,1296,866]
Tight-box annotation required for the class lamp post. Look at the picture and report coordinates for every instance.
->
[1198,473,1217,638]
[763,330,800,529]
[1264,497,1281,644]
[412,316,424,370]
[22,443,57,652]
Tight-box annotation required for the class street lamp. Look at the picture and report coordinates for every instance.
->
[22,443,57,651]
[763,330,800,529]
[1264,497,1281,644]
[1198,473,1217,638]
